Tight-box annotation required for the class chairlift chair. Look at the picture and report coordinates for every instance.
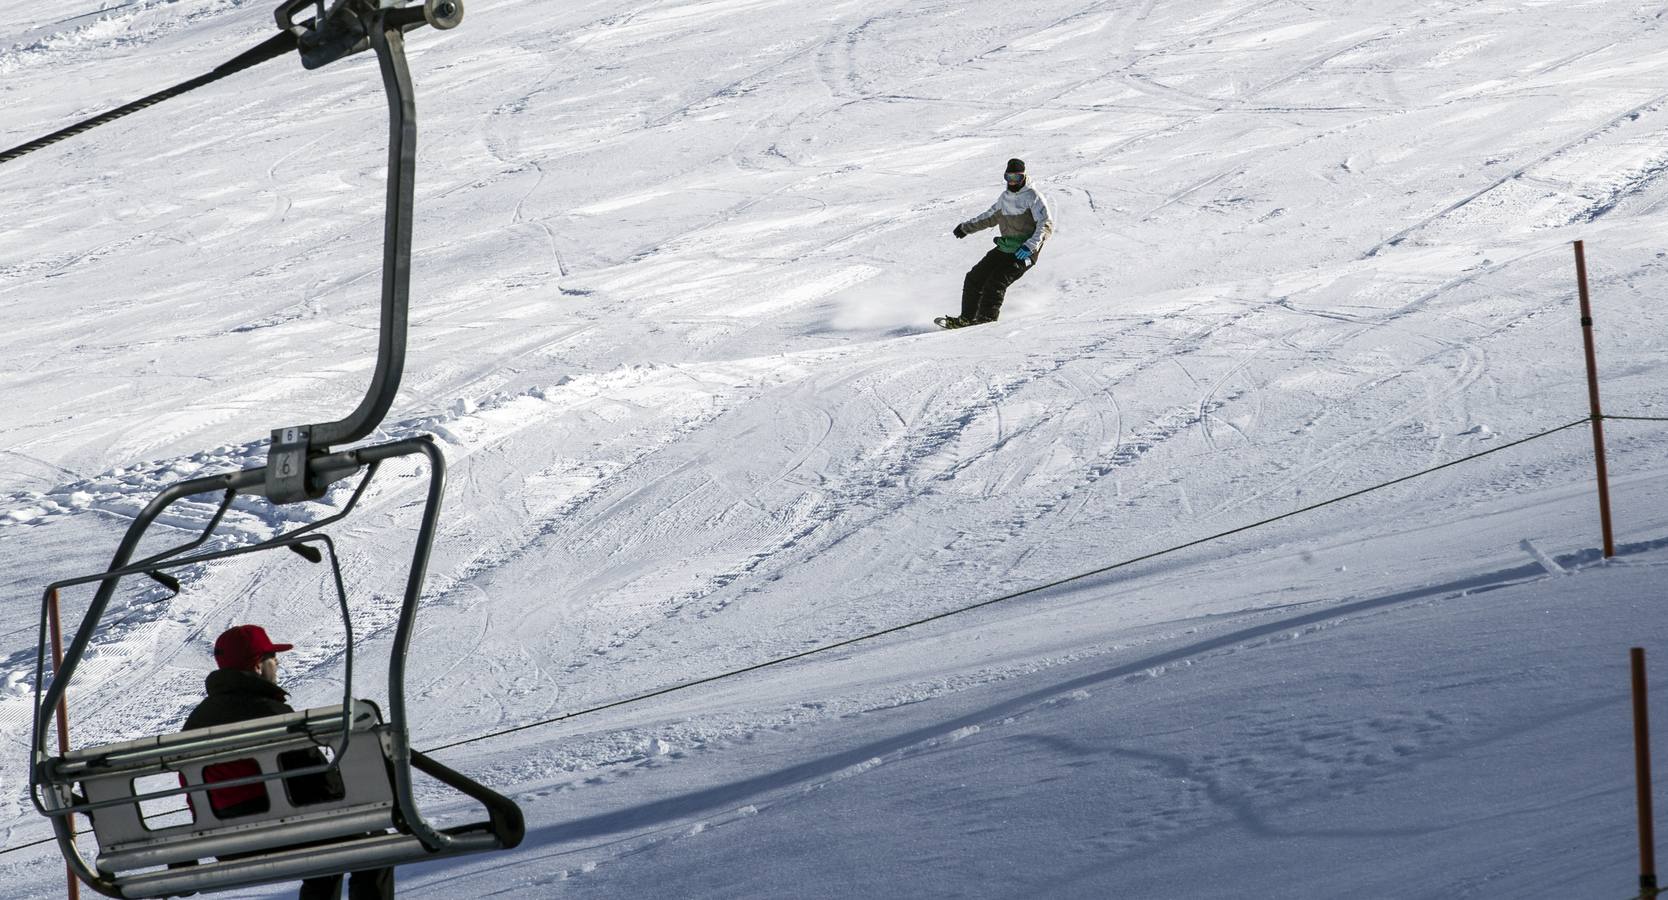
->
[28,1,525,896]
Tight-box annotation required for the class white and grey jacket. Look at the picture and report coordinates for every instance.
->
[960,184,1054,255]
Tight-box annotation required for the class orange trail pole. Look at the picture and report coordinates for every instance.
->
[47,589,79,900]
[1635,648,1658,898]
[1573,241,1616,559]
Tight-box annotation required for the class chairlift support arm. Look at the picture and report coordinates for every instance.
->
[27,4,523,894]
[267,0,462,503]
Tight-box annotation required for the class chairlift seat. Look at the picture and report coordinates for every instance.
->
[42,700,518,898]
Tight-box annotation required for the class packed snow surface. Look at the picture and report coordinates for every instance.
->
[3,0,1668,896]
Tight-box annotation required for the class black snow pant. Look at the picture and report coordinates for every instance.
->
[299,867,394,900]
[960,247,1035,323]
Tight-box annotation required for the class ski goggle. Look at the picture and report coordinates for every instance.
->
[1004,171,1025,185]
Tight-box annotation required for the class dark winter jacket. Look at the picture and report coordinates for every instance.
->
[182,669,333,818]
[184,668,294,730]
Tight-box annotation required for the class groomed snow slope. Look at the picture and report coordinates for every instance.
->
[2,0,1668,896]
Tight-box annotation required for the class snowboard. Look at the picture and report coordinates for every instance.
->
[934,316,967,329]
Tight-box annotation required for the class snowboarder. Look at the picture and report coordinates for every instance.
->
[183,625,395,900]
[938,157,1055,328]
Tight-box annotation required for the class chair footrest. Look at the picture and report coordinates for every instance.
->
[115,826,504,897]
[97,805,396,873]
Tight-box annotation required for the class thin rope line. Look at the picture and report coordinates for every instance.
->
[1607,415,1668,423]
[0,418,1604,858]
[0,31,297,167]
[0,832,69,859]
[422,417,1591,754]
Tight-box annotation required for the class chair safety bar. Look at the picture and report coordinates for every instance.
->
[41,704,362,815]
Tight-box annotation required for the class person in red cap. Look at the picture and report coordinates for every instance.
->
[183,625,394,900]
[183,625,297,758]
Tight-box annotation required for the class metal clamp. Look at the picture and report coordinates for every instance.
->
[276,0,463,69]
[267,425,315,502]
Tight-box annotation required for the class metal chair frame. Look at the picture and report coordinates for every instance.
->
[27,1,526,895]
[32,439,524,899]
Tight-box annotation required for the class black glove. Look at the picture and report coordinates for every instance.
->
[953,223,968,239]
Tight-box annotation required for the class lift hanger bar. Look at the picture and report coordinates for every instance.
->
[268,0,463,502]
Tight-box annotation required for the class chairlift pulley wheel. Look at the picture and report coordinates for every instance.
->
[426,0,464,30]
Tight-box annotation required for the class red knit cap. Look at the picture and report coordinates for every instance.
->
[213,625,294,670]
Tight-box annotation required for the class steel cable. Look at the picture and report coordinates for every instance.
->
[0,24,303,868]
[0,31,297,168]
